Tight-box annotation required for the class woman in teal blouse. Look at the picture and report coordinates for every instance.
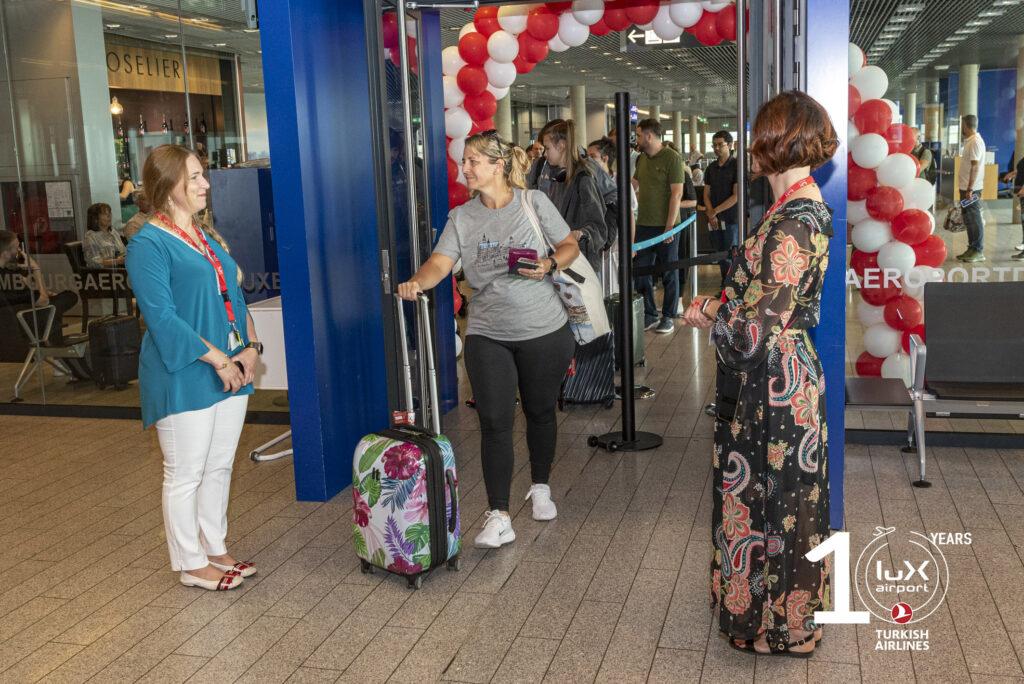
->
[127,144,262,592]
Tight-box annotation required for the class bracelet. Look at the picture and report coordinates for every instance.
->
[700,298,716,320]
[215,361,229,371]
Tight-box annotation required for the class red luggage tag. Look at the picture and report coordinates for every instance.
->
[392,410,416,426]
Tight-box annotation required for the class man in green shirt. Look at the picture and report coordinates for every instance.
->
[632,118,685,334]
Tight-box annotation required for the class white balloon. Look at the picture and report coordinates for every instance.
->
[864,323,902,358]
[571,0,604,26]
[902,265,942,299]
[848,120,860,146]
[448,136,466,164]
[857,299,886,327]
[848,199,869,225]
[443,76,464,108]
[653,4,685,40]
[487,30,519,63]
[882,98,900,121]
[444,107,472,140]
[851,219,893,253]
[876,153,917,189]
[558,12,590,47]
[486,83,510,99]
[484,59,517,88]
[669,0,703,28]
[459,23,477,38]
[851,64,888,101]
[849,43,864,76]
[442,46,466,77]
[702,1,731,10]
[877,240,916,278]
[637,22,654,31]
[548,34,570,52]
[881,352,912,387]
[850,133,888,169]
[899,177,936,211]
[497,5,529,34]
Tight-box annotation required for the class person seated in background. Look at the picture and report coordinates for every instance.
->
[0,230,78,345]
[83,203,126,268]
[123,191,153,241]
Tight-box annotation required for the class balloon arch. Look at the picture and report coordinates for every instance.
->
[383,1,740,208]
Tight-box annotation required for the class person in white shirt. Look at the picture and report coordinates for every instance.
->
[957,114,986,262]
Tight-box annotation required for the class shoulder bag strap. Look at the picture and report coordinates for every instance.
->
[520,189,554,253]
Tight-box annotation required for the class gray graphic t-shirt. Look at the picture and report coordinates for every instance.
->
[434,189,570,342]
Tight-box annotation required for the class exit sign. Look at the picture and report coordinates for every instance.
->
[620,27,703,52]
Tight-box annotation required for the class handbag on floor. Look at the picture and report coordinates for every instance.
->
[559,332,616,410]
[351,294,460,590]
[521,189,611,346]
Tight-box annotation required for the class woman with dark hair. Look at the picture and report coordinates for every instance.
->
[126,144,262,591]
[83,203,126,268]
[539,120,607,271]
[681,90,839,658]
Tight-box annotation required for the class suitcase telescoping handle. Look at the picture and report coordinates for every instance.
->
[392,293,441,436]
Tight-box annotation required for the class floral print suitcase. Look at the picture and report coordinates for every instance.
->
[352,293,461,589]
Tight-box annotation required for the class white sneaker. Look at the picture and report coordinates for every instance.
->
[1016,243,1024,251]
[525,484,557,521]
[474,510,516,548]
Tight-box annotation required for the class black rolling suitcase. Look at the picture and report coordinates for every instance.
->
[558,332,616,410]
[88,316,141,389]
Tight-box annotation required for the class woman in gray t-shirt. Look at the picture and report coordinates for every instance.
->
[397,130,579,550]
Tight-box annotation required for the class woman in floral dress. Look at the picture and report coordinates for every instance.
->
[682,91,839,658]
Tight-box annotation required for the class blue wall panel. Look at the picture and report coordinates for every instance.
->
[941,69,1016,172]
[806,0,848,531]
[260,0,389,500]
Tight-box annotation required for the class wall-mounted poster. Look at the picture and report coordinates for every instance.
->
[44,181,73,219]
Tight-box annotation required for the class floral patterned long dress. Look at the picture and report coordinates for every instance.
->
[709,198,833,647]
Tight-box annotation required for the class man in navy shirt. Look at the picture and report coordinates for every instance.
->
[1002,152,1024,260]
[703,130,739,288]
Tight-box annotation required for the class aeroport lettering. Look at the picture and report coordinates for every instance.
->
[847,266,1024,288]
[106,51,182,80]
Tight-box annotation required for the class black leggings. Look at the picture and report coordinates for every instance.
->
[464,324,575,511]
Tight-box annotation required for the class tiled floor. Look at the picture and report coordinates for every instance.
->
[2,310,1024,683]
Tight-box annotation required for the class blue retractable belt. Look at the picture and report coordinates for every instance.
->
[630,213,697,252]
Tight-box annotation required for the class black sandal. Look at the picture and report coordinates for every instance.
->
[765,633,817,659]
[728,638,757,655]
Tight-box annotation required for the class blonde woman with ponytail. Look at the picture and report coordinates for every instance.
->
[126,144,261,591]
[398,130,580,549]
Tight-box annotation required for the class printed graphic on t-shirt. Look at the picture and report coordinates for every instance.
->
[476,234,502,267]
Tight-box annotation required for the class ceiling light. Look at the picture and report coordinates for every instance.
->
[934,65,949,70]
[243,28,259,33]
[966,19,991,27]
[993,0,1021,6]
[106,23,121,29]
[888,15,915,23]
[979,9,1006,16]
[212,42,227,47]
[954,27,974,35]
[164,33,178,38]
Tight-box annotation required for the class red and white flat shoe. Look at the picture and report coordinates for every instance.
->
[180,570,243,591]
[209,560,257,578]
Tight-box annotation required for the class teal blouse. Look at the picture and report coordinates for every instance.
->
[126,223,253,428]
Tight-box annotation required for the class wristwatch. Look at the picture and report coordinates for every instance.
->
[547,256,559,272]
[245,341,264,355]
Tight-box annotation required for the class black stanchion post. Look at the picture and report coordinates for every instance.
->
[588,92,662,454]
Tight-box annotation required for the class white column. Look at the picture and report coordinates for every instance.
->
[958,63,979,120]
[672,110,683,150]
[494,94,513,141]
[924,79,940,143]
[1015,44,1024,224]
[699,118,707,154]
[689,114,699,155]
[902,91,917,127]
[570,84,587,144]
[649,104,661,121]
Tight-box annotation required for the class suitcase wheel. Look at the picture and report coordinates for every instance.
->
[637,359,647,368]
[447,556,461,572]
[607,441,619,453]
[587,435,599,448]
[407,574,423,590]
[359,559,374,575]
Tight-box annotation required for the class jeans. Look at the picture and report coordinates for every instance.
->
[710,222,739,285]
[155,394,249,571]
[633,225,680,321]
[959,190,984,252]
[1019,197,1024,244]
[464,324,575,511]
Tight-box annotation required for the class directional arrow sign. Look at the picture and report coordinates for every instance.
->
[620,27,701,52]
[627,29,645,44]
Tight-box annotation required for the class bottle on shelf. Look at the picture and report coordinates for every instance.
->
[198,114,207,134]
[183,116,190,135]
[139,114,146,135]
[116,118,125,140]
[161,113,168,133]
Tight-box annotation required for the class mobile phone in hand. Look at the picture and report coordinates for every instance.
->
[515,258,540,271]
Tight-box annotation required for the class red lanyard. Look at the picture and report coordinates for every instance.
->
[154,212,236,326]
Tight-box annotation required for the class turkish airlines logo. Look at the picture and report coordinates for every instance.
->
[855,527,949,625]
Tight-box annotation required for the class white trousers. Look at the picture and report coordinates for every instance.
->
[155,394,249,571]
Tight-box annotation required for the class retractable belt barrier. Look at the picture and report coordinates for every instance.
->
[631,250,730,278]
[630,214,697,252]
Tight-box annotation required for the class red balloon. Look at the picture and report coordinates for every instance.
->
[464,91,497,122]
[603,7,631,32]
[448,182,470,207]
[513,54,536,74]
[624,0,659,26]
[456,65,488,96]
[848,162,877,201]
[901,324,925,353]
[865,186,904,221]
[589,17,611,36]
[407,36,418,74]
[526,6,559,41]
[913,235,947,268]
[849,84,862,117]
[861,279,901,306]
[891,209,932,246]
[853,99,892,136]
[547,1,572,12]
[381,13,399,50]
[850,249,878,280]
[694,11,723,46]
[473,117,494,133]
[518,31,549,63]
[884,295,923,331]
[885,123,916,155]
[715,4,737,41]
[473,6,501,37]
[856,351,885,377]
[458,32,489,66]
[447,156,458,181]
[388,47,401,67]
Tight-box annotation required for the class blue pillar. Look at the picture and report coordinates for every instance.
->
[260,0,388,500]
[806,0,848,530]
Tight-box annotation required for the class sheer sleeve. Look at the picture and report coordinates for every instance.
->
[712,217,816,372]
